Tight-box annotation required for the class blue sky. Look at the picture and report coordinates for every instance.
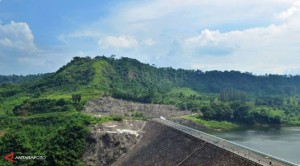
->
[1,0,300,75]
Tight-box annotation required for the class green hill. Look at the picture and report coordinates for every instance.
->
[3,56,300,104]
[1,56,300,165]
[1,55,300,118]
[31,56,300,98]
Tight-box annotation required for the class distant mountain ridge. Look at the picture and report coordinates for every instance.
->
[0,73,51,84]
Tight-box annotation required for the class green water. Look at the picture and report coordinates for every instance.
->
[210,127,300,164]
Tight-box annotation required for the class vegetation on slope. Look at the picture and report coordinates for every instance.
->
[0,111,119,165]
[1,56,300,165]
[181,114,239,130]
[0,74,51,84]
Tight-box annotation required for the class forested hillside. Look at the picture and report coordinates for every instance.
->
[2,56,300,122]
[1,56,300,123]
[3,56,299,102]
[1,56,300,165]
[0,74,51,84]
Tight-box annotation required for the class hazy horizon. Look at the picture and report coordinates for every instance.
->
[1,0,300,75]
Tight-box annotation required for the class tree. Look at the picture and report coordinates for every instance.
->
[72,94,81,103]
[219,88,247,102]
[110,54,116,59]
[201,106,215,120]
[232,103,252,123]
[47,125,88,165]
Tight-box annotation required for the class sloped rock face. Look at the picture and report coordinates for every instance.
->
[83,132,138,166]
[82,97,191,118]
[81,120,145,166]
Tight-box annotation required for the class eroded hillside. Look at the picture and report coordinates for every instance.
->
[83,97,191,118]
[82,120,146,165]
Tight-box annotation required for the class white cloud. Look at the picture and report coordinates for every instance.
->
[144,38,156,46]
[56,0,300,74]
[0,21,37,52]
[277,1,300,19]
[0,21,53,74]
[184,17,300,74]
[278,6,298,19]
[114,0,293,33]
[0,38,12,47]
[58,30,103,43]
[184,29,224,47]
[183,25,285,52]
[98,35,139,49]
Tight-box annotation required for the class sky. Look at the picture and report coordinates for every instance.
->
[1,0,300,75]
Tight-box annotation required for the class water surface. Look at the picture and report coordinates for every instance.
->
[209,127,300,164]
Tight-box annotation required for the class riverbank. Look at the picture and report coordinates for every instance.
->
[174,114,241,131]
[176,114,300,132]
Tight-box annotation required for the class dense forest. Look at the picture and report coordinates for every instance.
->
[1,56,300,165]
[3,56,300,97]
[0,74,51,84]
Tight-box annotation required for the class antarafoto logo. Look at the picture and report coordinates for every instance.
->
[4,152,14,163]
[4,152,46,163]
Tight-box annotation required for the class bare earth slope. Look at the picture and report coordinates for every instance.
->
[82,120,146,165]
[83,97,191,118]
[113,121,260,166]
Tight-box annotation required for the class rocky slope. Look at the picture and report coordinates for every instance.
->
[81,120,146,166]
[83,97,191,118]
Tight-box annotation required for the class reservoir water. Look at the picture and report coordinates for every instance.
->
[209,127,300,164]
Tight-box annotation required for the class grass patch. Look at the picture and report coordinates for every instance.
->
[168,87,201,97]
[0,130,5,137]
[181,114,240,130]
[0,95,31,115]
[88,115,123,124]
[283,117,300,126]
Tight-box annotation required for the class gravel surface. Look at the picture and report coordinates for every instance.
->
[83,97,191,118]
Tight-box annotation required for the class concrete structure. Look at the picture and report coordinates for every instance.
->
[114,121,262,166]
[154,118,298,166]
